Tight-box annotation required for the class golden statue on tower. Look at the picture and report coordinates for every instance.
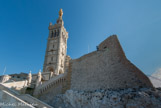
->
[59,9,63,18]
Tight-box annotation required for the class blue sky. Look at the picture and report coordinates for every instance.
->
[0,0,161,75]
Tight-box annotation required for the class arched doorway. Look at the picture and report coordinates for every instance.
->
[47,67,55,78]
[41,76,46,83]
[59,69,63,74]
[47,67,54,73]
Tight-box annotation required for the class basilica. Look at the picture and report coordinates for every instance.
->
[0,9,160,108]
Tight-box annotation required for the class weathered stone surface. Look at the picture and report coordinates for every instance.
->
[52,88,161,108]
[38,81,64,104]
[70,35,153,91]
[37,35,154,106]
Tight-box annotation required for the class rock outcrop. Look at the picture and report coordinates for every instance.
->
[52,88,161,108]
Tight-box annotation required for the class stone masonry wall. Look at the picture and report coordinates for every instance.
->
[38,80,65,105]
[70,35,153,91]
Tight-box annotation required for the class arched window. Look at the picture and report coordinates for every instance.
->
[59,69,63,74]
[54,30,56,37]
[51,57,53,61]
[57,29,59,36]
[51,31,54,38]
[47,67,54,73]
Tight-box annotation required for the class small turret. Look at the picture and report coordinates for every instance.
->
[36,69,42,87]
[0,75,11,83]
[49,22,52,26]
[27,71,32,85]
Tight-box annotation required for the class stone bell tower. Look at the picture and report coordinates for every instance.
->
[43,9,68,75]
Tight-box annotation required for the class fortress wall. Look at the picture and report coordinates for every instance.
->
[70,35,153,91]
[38,80,65,104]
[98,35,125,59]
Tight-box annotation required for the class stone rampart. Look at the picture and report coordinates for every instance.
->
[70,35,153,91]
[33,73,66,98]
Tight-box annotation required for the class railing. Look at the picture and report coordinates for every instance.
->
[19,94,53,108]
[0,84,35,108]
[0,84,53,108]
[33,73,66,96]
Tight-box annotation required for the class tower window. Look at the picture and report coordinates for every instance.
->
[51,31,54,38]
[53,44,54,48]
[62,32,65,37]
[57,29,59,36]
[59,69,63,74]
[54,30,56,37]
[51,57,53,61]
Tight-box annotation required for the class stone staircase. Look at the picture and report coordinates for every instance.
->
[0,84,53,108]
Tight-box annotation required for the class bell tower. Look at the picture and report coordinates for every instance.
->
[43,9,68,75]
